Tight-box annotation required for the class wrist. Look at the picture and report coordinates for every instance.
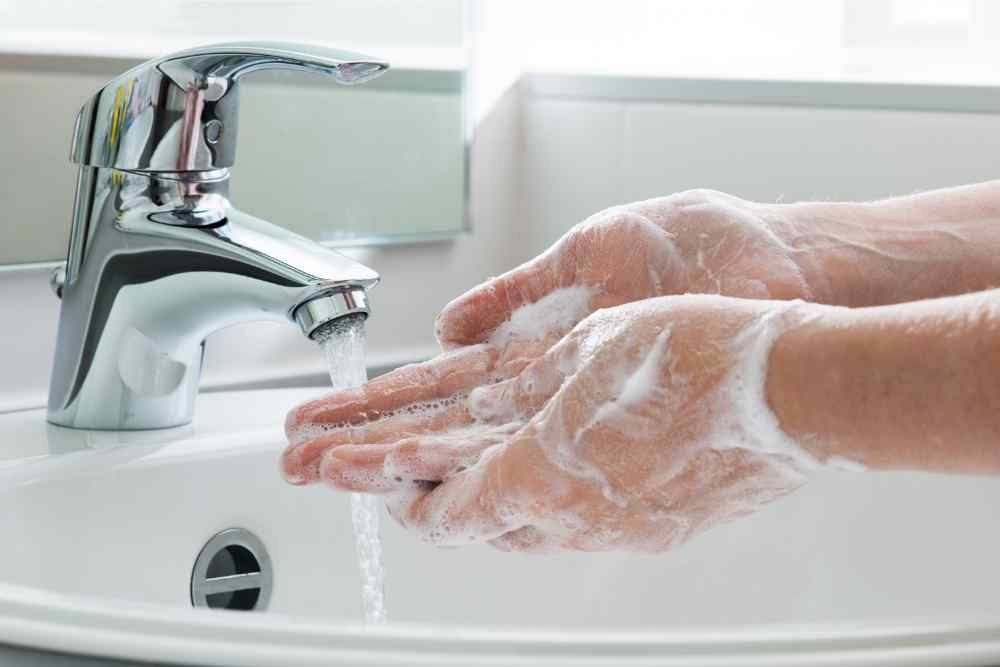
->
[763,302,861,467]
[762,194,1000,307]
[765,291,1000,474]
[760,200,908,307]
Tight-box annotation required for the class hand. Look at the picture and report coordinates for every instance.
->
[435,189,813,354]
[285,295,818,552]
[284,190,812,486]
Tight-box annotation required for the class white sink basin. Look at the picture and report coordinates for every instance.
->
[2,387,1000,665]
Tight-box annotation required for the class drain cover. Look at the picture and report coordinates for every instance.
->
[191,528,272,611]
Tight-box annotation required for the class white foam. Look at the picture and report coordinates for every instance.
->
[489,285,594,347]
[290,393,468,445]
[554,326,677,508]
[710,300,822,475]
[590,327,672,426]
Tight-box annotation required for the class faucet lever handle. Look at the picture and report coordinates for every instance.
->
[70,41,388,172]
[157,41,389,89]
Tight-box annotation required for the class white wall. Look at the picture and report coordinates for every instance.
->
[521,91,1000,251]
[468,0,1000,84]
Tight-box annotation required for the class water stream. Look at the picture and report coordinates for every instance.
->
[313,315,386,624]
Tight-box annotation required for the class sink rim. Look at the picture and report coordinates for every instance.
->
[3,579,1000,666]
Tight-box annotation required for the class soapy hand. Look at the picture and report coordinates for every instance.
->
[283,190,813,491]
[285,296,818,552]
[435,189,812,356]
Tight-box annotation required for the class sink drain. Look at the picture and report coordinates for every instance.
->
[191,528,272,611]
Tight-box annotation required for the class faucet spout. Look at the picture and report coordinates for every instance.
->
[48,41,388,431]
[47,168,378,430]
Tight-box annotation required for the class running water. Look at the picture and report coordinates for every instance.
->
[313,315,386,624]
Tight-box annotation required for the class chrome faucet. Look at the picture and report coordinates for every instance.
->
[47,42,387,430]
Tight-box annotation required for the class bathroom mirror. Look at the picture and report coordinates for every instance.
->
[0,0,467,265]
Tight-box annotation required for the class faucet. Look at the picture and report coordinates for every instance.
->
[47,42,387,430]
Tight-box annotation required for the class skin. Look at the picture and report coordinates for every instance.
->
[283,182,1000,552]
[769,290,1000,474]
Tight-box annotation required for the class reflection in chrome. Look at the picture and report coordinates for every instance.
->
[48,43,387,430]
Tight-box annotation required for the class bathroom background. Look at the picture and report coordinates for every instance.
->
[2,0,1000,412]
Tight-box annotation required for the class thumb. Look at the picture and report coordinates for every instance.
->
[435,249,560,349]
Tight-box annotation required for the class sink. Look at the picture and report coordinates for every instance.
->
[2,387,1000,665]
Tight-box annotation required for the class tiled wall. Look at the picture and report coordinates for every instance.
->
[521,94,1000,251]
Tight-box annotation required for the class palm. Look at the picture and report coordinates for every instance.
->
[440,191,810,379]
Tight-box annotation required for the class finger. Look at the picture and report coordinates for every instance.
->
[281,429,356,485]
[316,428,510,493]
[396,445,531,546]
[318,444,400,493]
[282,401,473,485]
[468,341,576,423]
[285,344,498,442]
[434,249,561,349]
[383,430,513,482]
